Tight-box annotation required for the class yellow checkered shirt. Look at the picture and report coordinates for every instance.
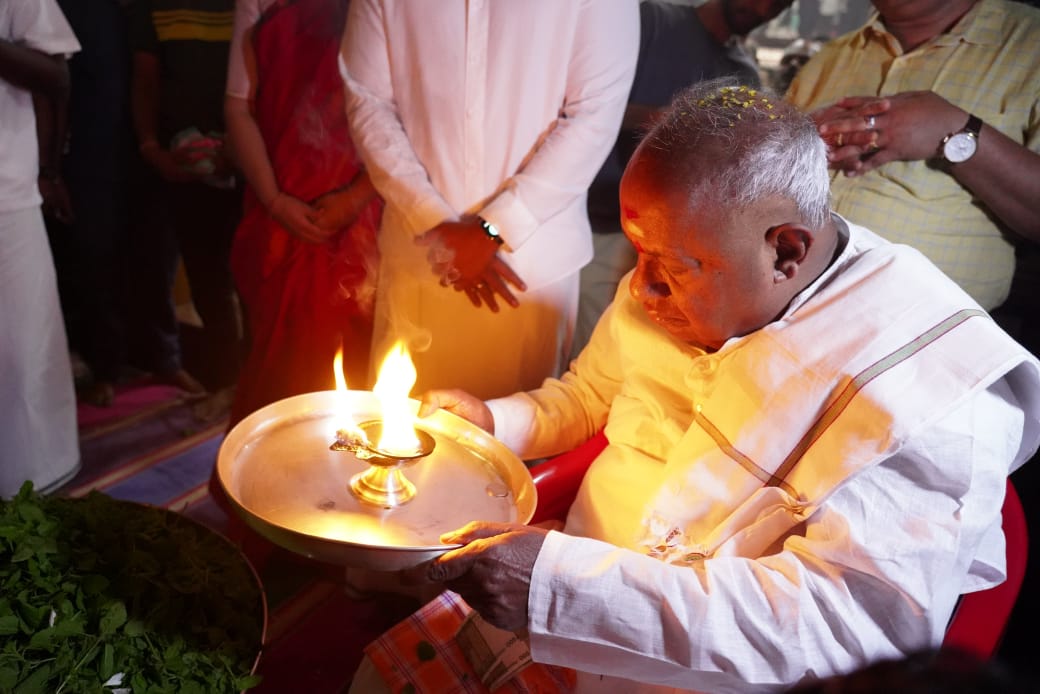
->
[787,0,1040,309]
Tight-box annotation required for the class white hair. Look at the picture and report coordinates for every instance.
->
[644,79,831,229]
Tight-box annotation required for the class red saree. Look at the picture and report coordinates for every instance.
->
[228,0,380,427]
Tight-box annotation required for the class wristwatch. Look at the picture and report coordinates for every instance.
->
[478,216,505,246]
[939,114,983,164]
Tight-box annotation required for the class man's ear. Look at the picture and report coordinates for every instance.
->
[767,223,814,283]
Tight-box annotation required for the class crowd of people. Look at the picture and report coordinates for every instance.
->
[3,0,1040,691]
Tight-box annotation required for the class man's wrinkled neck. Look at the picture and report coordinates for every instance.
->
[807,215,843,285]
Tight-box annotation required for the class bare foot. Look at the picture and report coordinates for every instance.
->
[160,368,208,399]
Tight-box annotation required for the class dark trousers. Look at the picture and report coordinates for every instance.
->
[48,0,133,382]
[129,172,243,389]
[47,165,129,382]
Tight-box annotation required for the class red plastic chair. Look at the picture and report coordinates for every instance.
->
[942,479,1028,658]
[530,436,1027,659]
[529,430,607,525]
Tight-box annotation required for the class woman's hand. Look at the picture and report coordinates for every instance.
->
[268,192,332,243]
[311,180,376,230]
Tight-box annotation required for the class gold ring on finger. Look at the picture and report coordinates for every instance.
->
[836,133,844,147]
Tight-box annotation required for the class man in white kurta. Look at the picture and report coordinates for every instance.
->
[340,0,638,399]
[353,83,1040,693]
[488,219,1038,692]
[0,0,81,496]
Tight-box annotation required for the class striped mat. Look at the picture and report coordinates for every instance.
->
[64,381,416,693]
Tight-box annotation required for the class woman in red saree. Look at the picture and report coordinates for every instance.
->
[224,0,380,429]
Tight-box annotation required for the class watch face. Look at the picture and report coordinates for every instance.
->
[944,132,977,163]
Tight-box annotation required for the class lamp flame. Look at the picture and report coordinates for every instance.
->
[333,347,367,442]
[333,348,348,393]
[372,341,421,456]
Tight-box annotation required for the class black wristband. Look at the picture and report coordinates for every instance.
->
[478,217,504,246]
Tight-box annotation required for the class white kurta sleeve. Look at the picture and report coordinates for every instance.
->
[11,0,80,56]
[477,0,639,250]
[488,288,629,457]
[339,0,456,237]
[526,379,1023,692]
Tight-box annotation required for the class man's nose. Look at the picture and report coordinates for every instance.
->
[631,261,670,300]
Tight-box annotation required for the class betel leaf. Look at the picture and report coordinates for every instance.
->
[99,601,127,636]
[0,614,19,634]
[0,484,263,693]
[27,613,85,648]
[80,573,109,596]
[0,666,18,690]
[12,662,52,694]
[123,618,145,637]
[100,643,115,680]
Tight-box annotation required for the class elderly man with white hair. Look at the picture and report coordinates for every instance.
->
[352,81,1040,694]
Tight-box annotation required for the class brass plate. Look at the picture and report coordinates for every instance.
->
[217,390,536,570]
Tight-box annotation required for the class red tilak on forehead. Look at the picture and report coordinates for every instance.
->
[623,205,639,220]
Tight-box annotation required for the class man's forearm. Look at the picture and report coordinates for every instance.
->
[33,87,69,177]
[951,124,1040,244]
[130,52,162,149]
[0,40,68,100]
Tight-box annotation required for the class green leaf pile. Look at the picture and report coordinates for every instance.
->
[0,483,264,693]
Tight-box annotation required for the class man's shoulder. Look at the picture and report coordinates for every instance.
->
[843,218,932,268]
[633,0,758,100]
[981,0,1040,24]
[975,0,1040,42]
[833,220,979,309]
[639,0,695,27]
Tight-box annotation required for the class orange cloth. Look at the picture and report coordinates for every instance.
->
[365,591,575,694]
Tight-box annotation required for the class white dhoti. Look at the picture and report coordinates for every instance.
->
[372,230,579,401]
[0,207,80,496]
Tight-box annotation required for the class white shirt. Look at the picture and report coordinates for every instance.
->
[339,0,639,291]
[488,219,1040,692]
[0,0,79,212]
